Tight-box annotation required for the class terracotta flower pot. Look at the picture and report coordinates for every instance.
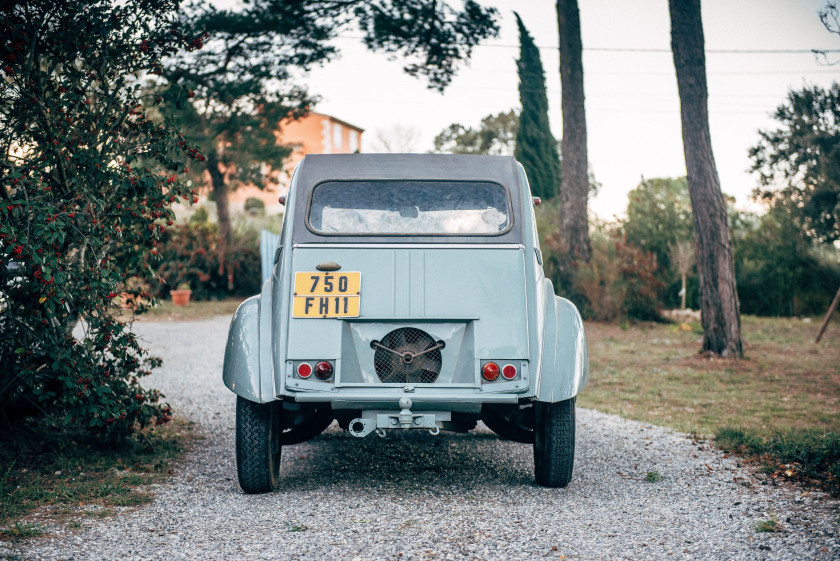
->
[170,289,192,307]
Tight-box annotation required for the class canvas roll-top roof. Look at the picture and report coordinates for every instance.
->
[295,153,522,188]
[291,154,526,244]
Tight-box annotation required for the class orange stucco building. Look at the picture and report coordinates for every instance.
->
[226,111,364,208]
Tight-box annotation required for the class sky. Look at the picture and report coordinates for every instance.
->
[300,0,840,219]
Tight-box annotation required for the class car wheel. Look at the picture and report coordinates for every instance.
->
[236,396,281,494]
[533,397,575,488]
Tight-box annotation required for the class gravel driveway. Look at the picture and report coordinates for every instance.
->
[4,316,838,561]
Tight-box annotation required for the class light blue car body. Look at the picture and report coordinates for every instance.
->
[223,154,587,425]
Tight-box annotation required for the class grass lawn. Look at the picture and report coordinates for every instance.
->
[0,420,195,540]
[131,297,245,322]
[581,315,840,493]
[581,315,840,436]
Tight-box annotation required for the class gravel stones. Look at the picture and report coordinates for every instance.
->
[3,316,838,560]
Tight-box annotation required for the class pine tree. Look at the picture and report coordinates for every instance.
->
[514,13,561,200]
[670,0,742,357]
[556,0,591,268]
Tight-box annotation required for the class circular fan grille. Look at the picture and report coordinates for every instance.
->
[372,328,443,384]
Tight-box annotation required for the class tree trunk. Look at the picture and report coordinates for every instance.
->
[669,0,742,358]
[205,148,234,290]
[681,273,687,310]
[556,0,591,284]
[205,148,232,246]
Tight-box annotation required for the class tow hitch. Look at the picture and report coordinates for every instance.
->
[347,398,447,437]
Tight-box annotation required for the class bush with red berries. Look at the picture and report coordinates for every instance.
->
[0,0,203,436]
[143,222,262,301]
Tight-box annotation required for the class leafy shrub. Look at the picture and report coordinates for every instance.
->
[572,230,662,321]
[734,207,840,316]
[146,222,261,300]
[0,0,201,436]
[572,231,626,321]
[616,239,664,321]
[244,197,266,216]
[623,177,694,309]
[534,199,567,293]
[190,206,209,224]
[538,205,663,321]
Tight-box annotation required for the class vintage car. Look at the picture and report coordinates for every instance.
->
[223,153,588,493]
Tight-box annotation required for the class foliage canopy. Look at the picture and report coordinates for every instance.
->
[0,0,199,435]
[513,13,561,200]
[624,178,693,275]
[750,82,840,244]
[167,0,500,244]
[433,110,518,155]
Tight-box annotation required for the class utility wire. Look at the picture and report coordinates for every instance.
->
[584,48,840,54]
[333,34,840,53]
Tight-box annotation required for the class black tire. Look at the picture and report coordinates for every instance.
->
[533,397,575,488]
[236,396,281,494]
[481,404,535,444]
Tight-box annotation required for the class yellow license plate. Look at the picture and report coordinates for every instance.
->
[292,271,361,318]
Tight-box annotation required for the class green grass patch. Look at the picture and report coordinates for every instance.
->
[84,508,114,518]
[716,427,840,495]
[581,315,840,494]
[645,470,663,483]
[286,521,309,532]
[0,419,195,536]
[0,521,45,542]
[131,297,244,322]
[754,515,784,533]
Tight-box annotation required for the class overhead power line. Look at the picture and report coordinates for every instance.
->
[338,33,840,55]
[584,47,840,54]
[334,33,840,54]
[333,34,840,54]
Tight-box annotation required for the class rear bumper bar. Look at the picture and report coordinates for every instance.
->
[289,388,520,406]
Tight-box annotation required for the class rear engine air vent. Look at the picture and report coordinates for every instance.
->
[371,328,444,384]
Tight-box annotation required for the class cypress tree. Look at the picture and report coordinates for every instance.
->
[514,13,561,200]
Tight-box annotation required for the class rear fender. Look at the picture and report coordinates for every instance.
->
[536,285,589,403]
[223,295,274,403]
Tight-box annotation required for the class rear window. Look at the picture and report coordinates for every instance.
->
[307,180,512,236]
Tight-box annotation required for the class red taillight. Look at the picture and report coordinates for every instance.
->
[502,364,517,380]
[314,361,333,380]
[482,362,500,381]
[297,363,312,379]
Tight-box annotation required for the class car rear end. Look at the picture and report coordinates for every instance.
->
[275,155,534,436]
[225,154,586,493]
[284,244,531,434]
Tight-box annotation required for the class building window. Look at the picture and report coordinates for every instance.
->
[321,119,332,153]
[333,123,343,150]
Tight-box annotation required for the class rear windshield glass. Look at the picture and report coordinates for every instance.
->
[307,180,512,235]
